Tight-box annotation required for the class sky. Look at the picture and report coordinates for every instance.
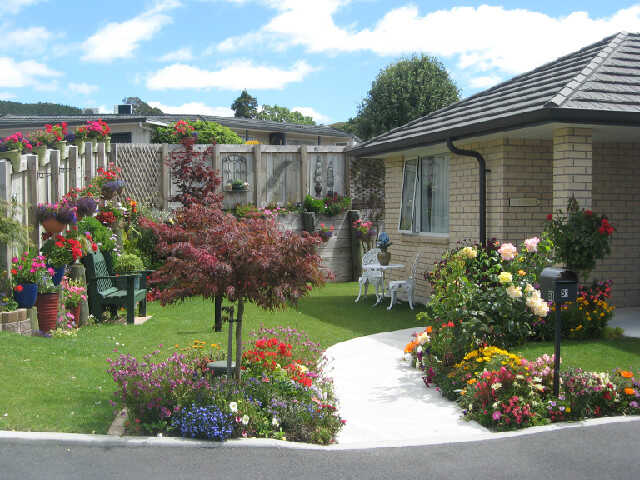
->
[2,0,640,124]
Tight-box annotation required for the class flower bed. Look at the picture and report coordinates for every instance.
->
[107,326,344,444]
[404,334,640,431]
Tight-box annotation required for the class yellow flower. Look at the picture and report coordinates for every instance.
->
[566,407,571,413]
[498,271,513,284]
[467,378,477,385]
[517,270,526,276]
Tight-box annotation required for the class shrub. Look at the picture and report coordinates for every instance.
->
[152,120,243,144]
[303,194,351,216]
[113,253,144,274]
[77,216,118,254]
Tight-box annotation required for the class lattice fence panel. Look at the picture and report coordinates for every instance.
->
[115,144,163,207]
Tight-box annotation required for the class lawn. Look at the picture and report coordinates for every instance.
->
[0,282,638,434]
[0,282,421,434]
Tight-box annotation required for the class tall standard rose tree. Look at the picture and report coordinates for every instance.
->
[142,200,325,378]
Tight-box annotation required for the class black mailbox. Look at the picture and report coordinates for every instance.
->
[539,267,578,304]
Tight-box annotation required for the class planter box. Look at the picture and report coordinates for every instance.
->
[0,308,31,335]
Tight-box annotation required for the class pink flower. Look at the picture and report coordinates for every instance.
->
[47,267,55,275]
[492,411,502,421]
[524,237,540,253]
[498,243,518,261]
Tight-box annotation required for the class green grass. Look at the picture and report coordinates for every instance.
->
[516,337,640,373]
[0,283,421,434]
[1,282,638,434]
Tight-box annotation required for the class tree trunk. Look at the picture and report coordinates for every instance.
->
[234,299,244,380]
[214,295,222,332]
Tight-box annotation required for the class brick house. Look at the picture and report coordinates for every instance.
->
[349,32,640,307]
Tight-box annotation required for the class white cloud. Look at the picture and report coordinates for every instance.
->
[216,2,640,74]
[148,101,234,116]
[469,75,503,89]
[69,82,99,95]
[0,57,61,88]
[146,60,314,90]
[1,0,42,14]
[0,91,17,100]
[82,0,181,62]
[292,106,331,124]
[158,47,193,62]
[2,27,54,53]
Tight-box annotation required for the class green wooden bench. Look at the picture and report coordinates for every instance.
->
[81,250,148,324]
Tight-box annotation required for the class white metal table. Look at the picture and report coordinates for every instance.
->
[362,263,405,306]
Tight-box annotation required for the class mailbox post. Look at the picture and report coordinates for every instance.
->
[539,268,578,396]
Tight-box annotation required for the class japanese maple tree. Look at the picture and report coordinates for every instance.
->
[142,200,325,378]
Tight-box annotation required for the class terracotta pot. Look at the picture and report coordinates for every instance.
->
[71,305,81,327]
[42,218,66,233]
[377,251,391,266]
[36,293,59,333]
[181,137,196,148]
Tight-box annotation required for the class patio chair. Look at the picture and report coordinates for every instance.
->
[355,248,383,303]
[387,253,420,310]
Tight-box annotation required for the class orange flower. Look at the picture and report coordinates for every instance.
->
[620,371,634,378]
[426,326,433,334]
[624,388,635,395]
[404,340,418,354]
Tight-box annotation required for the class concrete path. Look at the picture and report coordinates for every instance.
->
[610,307,640,338]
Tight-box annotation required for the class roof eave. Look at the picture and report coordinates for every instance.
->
[349,108,640,158]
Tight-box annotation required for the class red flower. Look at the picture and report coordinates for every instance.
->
[92,243,98,252]
[14,285,24,292]
[11,268,17,275]
[546,214,553,221]
[585,210,593,216]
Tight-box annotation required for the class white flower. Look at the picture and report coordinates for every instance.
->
[241,415,249,425]
[524,283,536,295]
[459,246,477,259]
[491,382,502,390]
[416,346,423,354]
[229,402,238,413]
[506,285,522,299]
[272,417,280,427]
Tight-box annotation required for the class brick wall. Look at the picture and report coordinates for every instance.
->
[592,142,640,307]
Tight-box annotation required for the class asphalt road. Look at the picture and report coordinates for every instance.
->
[2,421,639,480]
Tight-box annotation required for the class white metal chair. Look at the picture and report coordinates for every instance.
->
[355,248,383,303]
[387,253,420,310]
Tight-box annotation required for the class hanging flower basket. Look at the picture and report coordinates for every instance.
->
[41,217,66,233]
[101,180,125,200]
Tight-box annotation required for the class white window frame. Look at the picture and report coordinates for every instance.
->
[398,155,449,235]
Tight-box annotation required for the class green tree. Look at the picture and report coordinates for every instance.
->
[0,101,82,115]
[256,105,315,125]
[231,89,258,118]
[352,55,459,140]
[151,120,243,144]
[122,97,163,115]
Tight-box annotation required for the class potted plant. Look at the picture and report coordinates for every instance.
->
[376,232,392,266]
[318,223,334,243]
[93,163,125,200]
[28,129,57,166]
[113,253,145,289]
[40,233,90,284]
[0,132,32,172]
[35,273,58,333]
[50,123,68,158]
[60,277,86,327]
[231,179,249,191]
[74,196,98,219]
[352,219,376,252]
[545,196,615,280]
[36,201,77,233]
[171,120,197,146]
[10,253,52,308]
[84,119,111,146]
[73,126,88,154]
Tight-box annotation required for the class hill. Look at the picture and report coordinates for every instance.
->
[0,101,83,115]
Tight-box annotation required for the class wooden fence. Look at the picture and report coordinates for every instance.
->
[0,142,112,272]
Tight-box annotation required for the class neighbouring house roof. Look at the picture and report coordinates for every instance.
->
[0,113,352,138]
[351,32,640,157]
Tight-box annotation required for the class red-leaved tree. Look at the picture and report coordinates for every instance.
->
[141,201,325,378]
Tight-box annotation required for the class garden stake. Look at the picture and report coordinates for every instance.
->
[222,306,235,377]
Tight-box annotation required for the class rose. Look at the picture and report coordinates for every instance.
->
[531,299,549,317]
[498,271,513,284]
[459,246,477,259]
[498,243,518,261]
[524,237,540,253]
[506,285,523,298]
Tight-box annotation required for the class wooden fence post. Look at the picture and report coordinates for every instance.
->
[50,150,62,201]
[0,160,11,273]
[96,142,107,170]
[109,142,118,167]
[253,144,262,206]
[160,144,170,209]
[84,142,94,185]
[68,146,79,190]
[213,143,221,177]
[300,145,308,202]
[26,155,40,250]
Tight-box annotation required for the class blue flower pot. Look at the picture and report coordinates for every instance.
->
[49,265,66,286]
[14,283,38,308]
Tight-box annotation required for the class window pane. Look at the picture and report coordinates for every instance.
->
[419,156,448,233]
[400,159,417,231]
